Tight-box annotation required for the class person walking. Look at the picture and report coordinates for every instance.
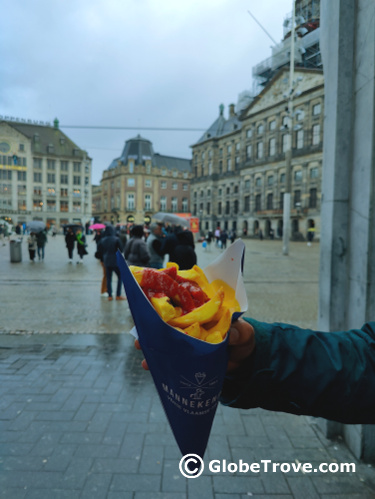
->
[76,228,88,263]
[27,232,37,262]
[146,222,164,269]
[220,229,228,250]
[65,227,76,263]
[98,225,126,301]
[36,229,47,260]
[94,229,107,296]
[124,225,150,267]
[158,226,197,270]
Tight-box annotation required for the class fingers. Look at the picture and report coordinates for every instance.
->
[134,339,149,370]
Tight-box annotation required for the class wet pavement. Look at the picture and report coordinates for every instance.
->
[0,235,374,498]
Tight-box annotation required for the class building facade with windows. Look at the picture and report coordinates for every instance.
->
[0,118,92,229]
[92,135,192,226]
[191,67,324,239]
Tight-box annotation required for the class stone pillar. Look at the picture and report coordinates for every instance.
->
[319,0,375,462]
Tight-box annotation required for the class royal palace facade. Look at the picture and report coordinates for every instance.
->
[191,67,324,240]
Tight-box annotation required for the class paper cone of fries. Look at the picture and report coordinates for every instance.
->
[117,239,248,459]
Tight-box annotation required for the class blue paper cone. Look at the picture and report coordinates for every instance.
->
[117,241,247,458]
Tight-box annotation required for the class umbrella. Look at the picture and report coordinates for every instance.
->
[27,221,46,233]
[89,223,106,230]
[153,212,189,227]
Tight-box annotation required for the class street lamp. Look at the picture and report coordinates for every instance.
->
[282,0,296,256]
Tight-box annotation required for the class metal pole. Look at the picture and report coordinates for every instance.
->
[282,0,296,256]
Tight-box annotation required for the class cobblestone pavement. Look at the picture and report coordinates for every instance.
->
[0,235,374,498]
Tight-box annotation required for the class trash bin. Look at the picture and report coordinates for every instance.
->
[10,239,22,263]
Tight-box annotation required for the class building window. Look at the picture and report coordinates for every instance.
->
[73,162,81,172]
[162,168,167,176]
[234,200,239,214]
[129,161,134,173]
[47,187,56,196]
[183,183,188,191]
[294,190,301,207]
[244,179,250,190]
[244,195,250,212]
[47,200,56,212]
[312,124,320,145]
[269,137,276,156]
[61,174,68,184]
[171,197,178,212]
[266,193,273,210]
[172,182,178,190]
[225,201,230,215]
[127,193,135,210]
[255,176,262,187]
[73,201,81,212]
[297,130,304,149]
[246,128,252,138]
[33,158,42,169]
[145,179,152,188]
[145,194,152,210]
[17,171,26,181]
[47,160,55,170]
[18,200,26,211]
[246,145,252,159]
[182,198,188,212]
[73,175,81,185]
[146,164,151,174]
[17,184,26,195]
[257,142,263,159]
[267,175,274,186]
[309,188,317,208]
[60,188,68,197]
[61,161,68,171]
[269,120,276,131]
[60,201,68,212]
[173,170,178,178]
[280,172,286,184]
[294,170,302,182]
[235,156,240,169]
[255,194,261,211]
[127,178,135,187]
[313,103,321,115]
[160,196,167,211]
[310,167,319,179]
[257,124,264,134]
[34,187,42,195]
[47,174,55,183]
[227,159,231,171]
[218,202,222,215]
[73,189,81,197]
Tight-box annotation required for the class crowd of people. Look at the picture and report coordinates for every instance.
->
[92,222,198,301]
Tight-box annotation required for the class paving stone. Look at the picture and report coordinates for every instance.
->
[0,239,374,498]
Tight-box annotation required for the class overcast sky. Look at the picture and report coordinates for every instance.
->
[1,0,292,184]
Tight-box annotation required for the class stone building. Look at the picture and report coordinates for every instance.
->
[93,135,192,226]
[191,67,324,240]
[0,118,92,229]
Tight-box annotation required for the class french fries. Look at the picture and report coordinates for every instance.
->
[130,263,240,343]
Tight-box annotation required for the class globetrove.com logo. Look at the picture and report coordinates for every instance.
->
[179,455,356,479]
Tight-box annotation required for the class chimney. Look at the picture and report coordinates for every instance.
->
[229,104,236,117]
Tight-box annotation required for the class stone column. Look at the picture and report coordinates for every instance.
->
[319,0,375,462]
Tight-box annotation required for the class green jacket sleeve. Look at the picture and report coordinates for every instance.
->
[220,319,375,424]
